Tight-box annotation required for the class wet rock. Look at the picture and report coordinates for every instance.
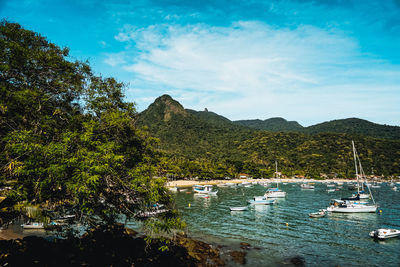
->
[230,251,246,265]
[175,235,225,266]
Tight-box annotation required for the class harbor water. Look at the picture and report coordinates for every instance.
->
[174,182,400,266]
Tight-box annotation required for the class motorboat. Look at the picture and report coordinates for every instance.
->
[21,222,44,229]
[229,206,248,211]
[248,196,275,205]
[327,184,335,187]
[264,187,286,198]
[327,189,335,193]
[309,210,326,218]
[193,185,218,195]
[369,228,400,239]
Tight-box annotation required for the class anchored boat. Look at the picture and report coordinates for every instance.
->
[326,141,377,213]
[193,185,218,195]
[248,196,275,205]
[369,228,400,239]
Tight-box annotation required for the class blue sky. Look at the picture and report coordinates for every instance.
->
[1,0,400,126]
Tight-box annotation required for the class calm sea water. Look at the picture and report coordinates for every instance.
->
[174,182,400,267]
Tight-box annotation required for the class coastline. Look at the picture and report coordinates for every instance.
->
[165,178,359,188]
[0,229,23,240]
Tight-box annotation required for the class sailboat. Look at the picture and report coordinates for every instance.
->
[326,141,377,213]
[264,161,287,198]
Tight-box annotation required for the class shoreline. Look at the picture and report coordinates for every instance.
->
[165,178,359,188]
[0,229,24,240]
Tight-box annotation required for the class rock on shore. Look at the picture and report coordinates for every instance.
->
[0,224,225,267]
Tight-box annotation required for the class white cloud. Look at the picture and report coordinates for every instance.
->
[114,21,400,126]
[104,52,126,67]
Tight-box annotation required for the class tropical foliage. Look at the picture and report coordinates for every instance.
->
[0,21,182,230]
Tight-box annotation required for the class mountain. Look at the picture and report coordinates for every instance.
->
[234,117,304,132]
[136,95,253,161]
[303,118,400,140]
[137,95,400,179]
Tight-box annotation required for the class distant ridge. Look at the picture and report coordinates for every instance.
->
[303,118,400,140]
[139,95,400,140]
[234,117,304,132]
[235,117,400,140]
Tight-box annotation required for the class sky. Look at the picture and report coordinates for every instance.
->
[1,0,400,126]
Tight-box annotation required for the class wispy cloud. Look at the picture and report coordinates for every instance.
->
[109,21,400,125]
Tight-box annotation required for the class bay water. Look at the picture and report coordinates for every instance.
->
[174,182,400,266]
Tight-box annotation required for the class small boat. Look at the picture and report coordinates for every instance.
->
[193,185,218,195]
[369,228,400,239]
[300,183,315,189]
[194,193,210,198]
[248,196,275,205]
[327,184,335,187]
[309,210,326,218]
[229,206,248,211]
[392,187,398,191]
[21,222,44,229]
[327,189,335,193]
[264,187,286,198]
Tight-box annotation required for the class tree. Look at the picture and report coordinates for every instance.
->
[0,21,182,232]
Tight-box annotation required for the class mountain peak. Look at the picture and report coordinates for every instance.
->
[144,94,187,122]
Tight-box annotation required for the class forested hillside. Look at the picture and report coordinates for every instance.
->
[234,117,304,132]
[302,118,400,140]
[234,117,400,140]
[138,96,400,179]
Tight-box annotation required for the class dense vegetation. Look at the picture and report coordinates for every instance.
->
[234,117,400,140]
[138,96,400,179]
[234,117,303,132]
[0,21,182,231]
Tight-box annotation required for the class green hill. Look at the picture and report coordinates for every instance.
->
[303,118,400,140]
[234,117,304,132]
[138,95,400,179]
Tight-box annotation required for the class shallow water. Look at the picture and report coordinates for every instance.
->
[174,182,400,266]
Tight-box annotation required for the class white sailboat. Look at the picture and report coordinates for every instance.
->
[326,141,377,213]
[264,161,287,198]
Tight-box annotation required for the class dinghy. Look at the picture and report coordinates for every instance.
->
[229,206,248,211]
[309,210,326,218]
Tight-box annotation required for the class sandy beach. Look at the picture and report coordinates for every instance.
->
[165,178,359,188]
[0,229,23,240]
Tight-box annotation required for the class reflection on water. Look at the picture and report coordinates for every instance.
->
[175,182,400,267]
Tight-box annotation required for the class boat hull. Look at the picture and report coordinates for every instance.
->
[230,207,248,211]
[327,205,377,213]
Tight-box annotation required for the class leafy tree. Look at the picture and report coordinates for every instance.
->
[0,21,183,232]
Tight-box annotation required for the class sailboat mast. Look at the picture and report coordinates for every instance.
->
[352,141,359,194]
[275,160,279,188]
